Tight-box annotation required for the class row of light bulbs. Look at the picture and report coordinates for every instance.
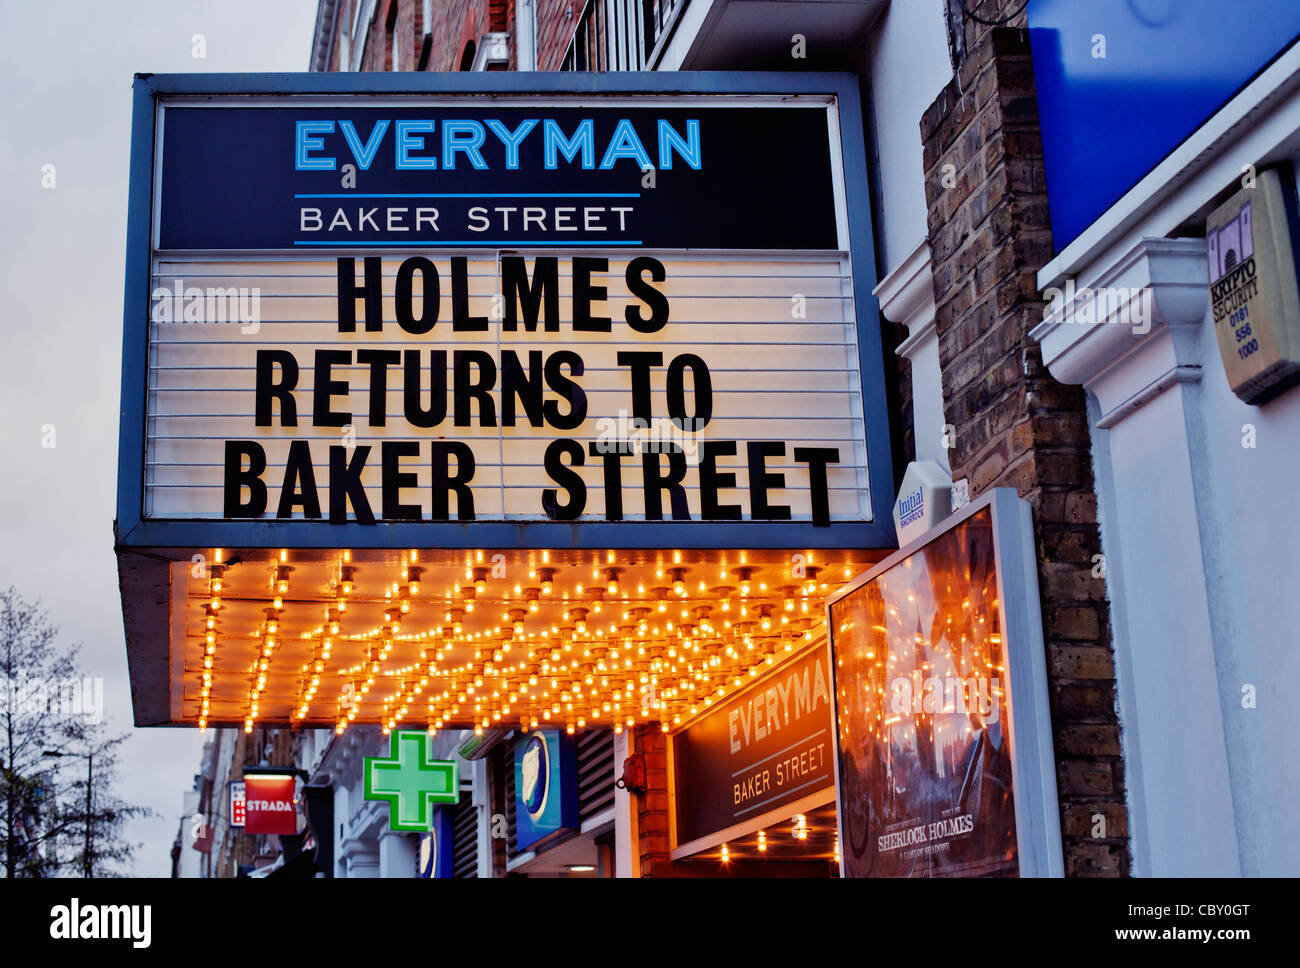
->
[720,814,837,863]
[196,548,849,736]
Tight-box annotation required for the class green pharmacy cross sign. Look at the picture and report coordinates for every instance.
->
[364,731,459,832]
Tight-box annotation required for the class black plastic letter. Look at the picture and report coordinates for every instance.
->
[395,256,440,335]
[277,440,322,519]
[625,256,669,333]
[793,447,840,527]
[430,441,476,521]
[337,256,383,333]
[541,439,586,521]
[254,350,299,427]
[224,441,267,518]
[328,445,375,524]
[747,441,791,520]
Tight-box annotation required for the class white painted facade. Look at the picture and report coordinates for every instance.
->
[861,1,953,477]
[1034,40,1300,876]
[860,0,953,279]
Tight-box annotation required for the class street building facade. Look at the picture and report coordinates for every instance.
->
[148,0,1300,877]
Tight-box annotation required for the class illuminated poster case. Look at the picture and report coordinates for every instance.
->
[827,488,1063,877]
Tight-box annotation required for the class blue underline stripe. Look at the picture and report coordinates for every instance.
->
[293,192,642,198]
[293,240,643,246]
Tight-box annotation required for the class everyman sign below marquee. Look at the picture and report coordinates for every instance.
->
[121,72,895,548]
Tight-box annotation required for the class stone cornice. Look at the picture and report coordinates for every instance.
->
[1030,237,1209,389]
[873,240,936,358]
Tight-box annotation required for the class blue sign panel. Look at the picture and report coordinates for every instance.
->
[1028,0,1300,250]
[417,807,455,878]
[157,105,837,251]
[513,730,579,851]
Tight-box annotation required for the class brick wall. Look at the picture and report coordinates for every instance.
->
[319,0,578,89]
[632,725,671,875]
[328,0,517,73]
[920,1,1130,876]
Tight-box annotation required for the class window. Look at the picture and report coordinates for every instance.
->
[573,0,685,72]
[607,0,645,70]
[561,0,605,71]
[351,0,374,71]
[644,0,685,67]
[338,0,351,69]
[386,0,399,71]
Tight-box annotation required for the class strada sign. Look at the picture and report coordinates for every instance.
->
[242,774,297,836]
[116,72,895,551]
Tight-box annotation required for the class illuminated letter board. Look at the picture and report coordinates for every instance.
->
[117,72,895,552]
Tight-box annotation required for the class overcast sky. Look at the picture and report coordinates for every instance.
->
[0,0,319,876]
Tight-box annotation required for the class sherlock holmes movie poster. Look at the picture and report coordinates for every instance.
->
[832,508,1017,877]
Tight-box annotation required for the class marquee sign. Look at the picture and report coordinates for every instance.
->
[115,73,895,732]
[116,72,894,551]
